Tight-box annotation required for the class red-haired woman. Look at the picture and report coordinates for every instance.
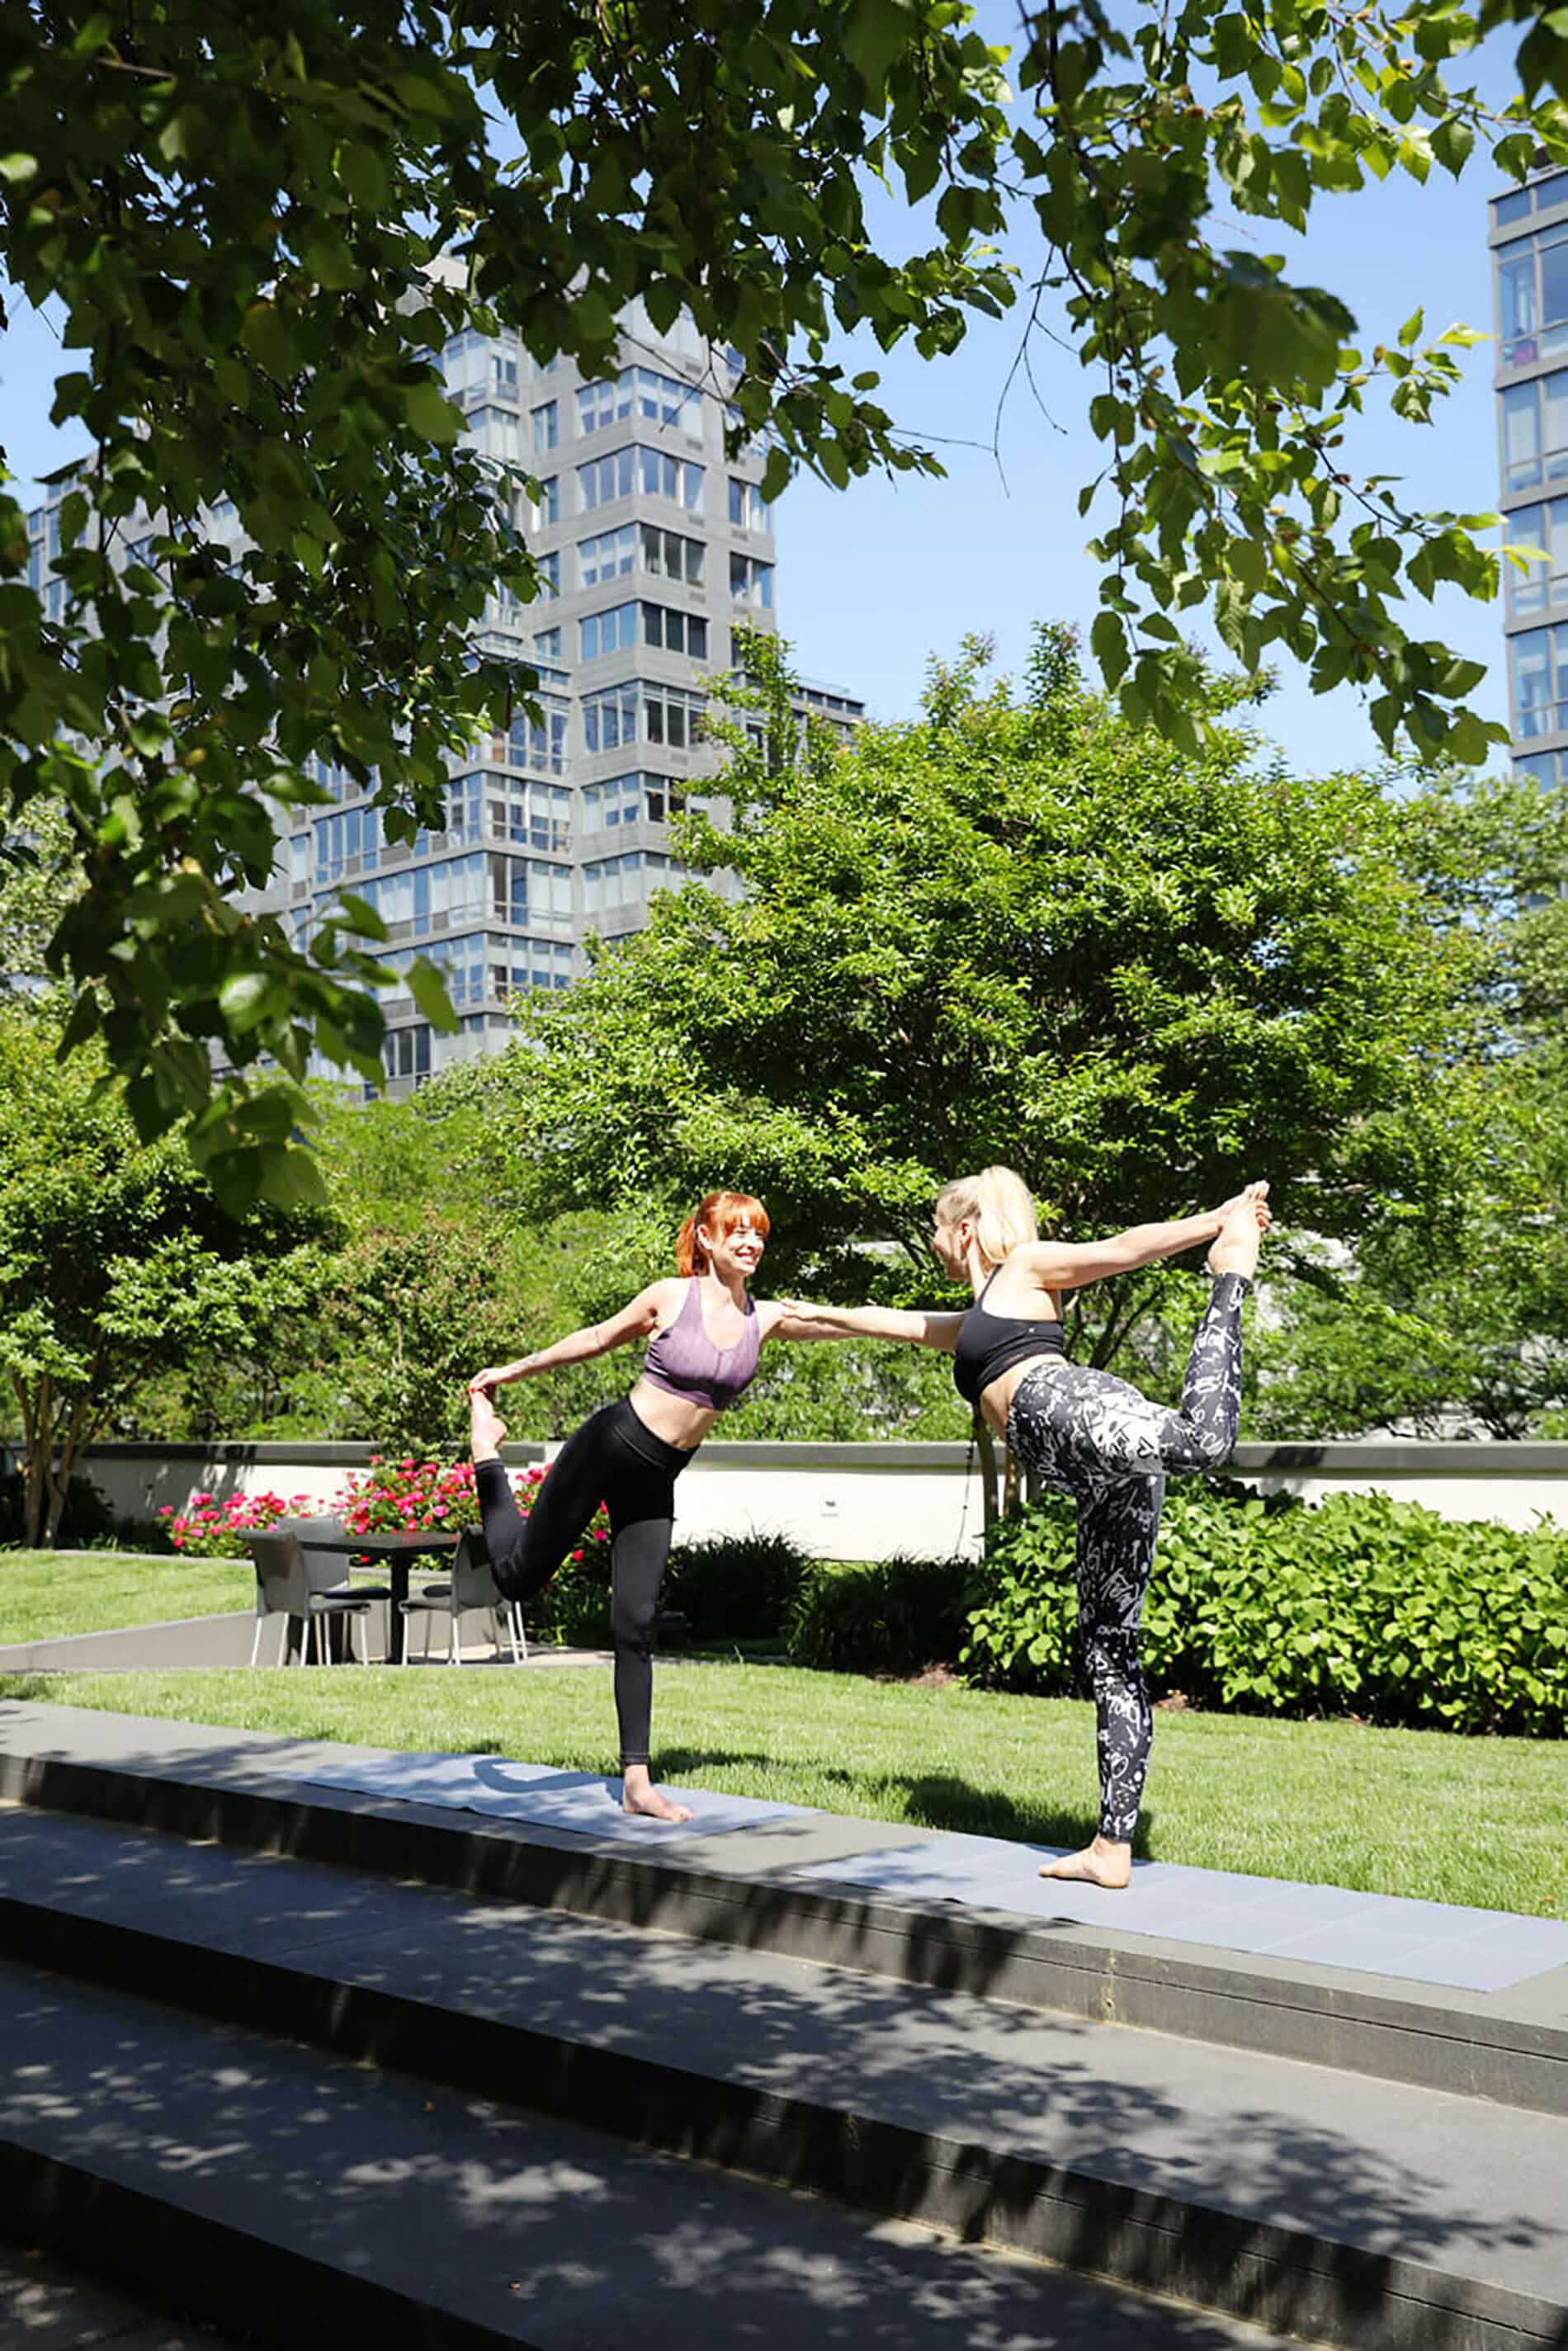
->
[467,1192,824,1823]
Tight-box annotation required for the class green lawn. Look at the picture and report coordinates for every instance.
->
[0,1549,252,1645]
[1,1652,1561,1919]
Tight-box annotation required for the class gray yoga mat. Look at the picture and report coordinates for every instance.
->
[792,1837,1568,1992]
[296,1749,814,1842]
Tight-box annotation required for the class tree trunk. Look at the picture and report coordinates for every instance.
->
[974,1409,999,1544]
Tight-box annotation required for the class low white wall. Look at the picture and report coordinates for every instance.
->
[36,1438,1568,1559]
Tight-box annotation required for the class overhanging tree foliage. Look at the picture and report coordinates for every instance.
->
[2,0,1566,1203]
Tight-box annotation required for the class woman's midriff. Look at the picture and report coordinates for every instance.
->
[628,1376,716,1452]
[979,1352,1060,1439]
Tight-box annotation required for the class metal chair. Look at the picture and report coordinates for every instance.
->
[247,1528,390,1665]
[398,1532,527,1666]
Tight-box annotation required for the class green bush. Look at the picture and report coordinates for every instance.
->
[664,1530,808,1643]
[961,1484,1568,1736]
[786,1553,975,1676]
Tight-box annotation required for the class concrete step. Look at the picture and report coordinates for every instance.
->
[0,1801,1563,2351]
[1,1700,1562,2114]
[0,1952,1316,2351]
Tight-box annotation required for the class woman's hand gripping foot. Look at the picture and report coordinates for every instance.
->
[1207,1180,1269,1281]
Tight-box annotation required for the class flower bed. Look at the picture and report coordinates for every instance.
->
[160,1457,615,1642]
[159,1489,314,1560]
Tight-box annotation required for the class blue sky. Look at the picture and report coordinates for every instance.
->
[0,7,1525,772]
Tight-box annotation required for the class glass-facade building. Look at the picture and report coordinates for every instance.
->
[1492,167,1568,781]
[23,300,863,1090]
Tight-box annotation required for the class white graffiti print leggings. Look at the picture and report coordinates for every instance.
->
[1004,1273,1250,1844]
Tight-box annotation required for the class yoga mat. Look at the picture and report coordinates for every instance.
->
[793,1839,1568,1992]
[296,1748,815,1842]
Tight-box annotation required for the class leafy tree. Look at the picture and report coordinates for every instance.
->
[0,995,328,1542]
[1244,774,1568,1436]
[3,0,1567,1201]
[474,628,1482,1365]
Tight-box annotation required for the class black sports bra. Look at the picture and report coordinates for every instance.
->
[952,1267,1064,1405]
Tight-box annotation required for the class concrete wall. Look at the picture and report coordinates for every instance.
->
[44,1438,1568,1560]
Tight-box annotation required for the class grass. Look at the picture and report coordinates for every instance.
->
[0,1651,1561,1919]
[0,1548,252,1645]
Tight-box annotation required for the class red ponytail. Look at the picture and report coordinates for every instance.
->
[675,1190,770,1275]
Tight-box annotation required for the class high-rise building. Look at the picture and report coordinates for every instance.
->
[1493,164,1568,778]
[23,300,863,1091]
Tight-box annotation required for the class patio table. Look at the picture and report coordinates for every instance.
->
[303,1527,464,1666]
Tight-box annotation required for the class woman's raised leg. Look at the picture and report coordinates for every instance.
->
[470,1391,613,1606]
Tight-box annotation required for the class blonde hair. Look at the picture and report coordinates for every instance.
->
[934,1167,1038,1266]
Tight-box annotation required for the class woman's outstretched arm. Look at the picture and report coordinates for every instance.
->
[762,1301,966,1353]
[1022,1191,1268,1292]
[470,1281,677,1391]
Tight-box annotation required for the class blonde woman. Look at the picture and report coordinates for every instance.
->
[786,1172,1269,1886]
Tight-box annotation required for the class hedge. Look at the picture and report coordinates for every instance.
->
[961,1484,1568,1736]
[785,1552,974,1676]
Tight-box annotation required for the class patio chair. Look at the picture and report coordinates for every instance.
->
[397,1532,527,1666]
[247,1528,390,1666]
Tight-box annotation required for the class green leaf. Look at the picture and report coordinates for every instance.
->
[402,380,461,445]
[407,959,460,1032]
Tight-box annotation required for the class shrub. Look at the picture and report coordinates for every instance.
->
[664,1529,808,1642]
[786,1553,975,1676]
[961,1483,1568,1736]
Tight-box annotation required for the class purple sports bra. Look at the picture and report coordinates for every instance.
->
[641,1279,761,1411]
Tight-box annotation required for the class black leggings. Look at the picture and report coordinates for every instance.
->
[475,1398,692,1769]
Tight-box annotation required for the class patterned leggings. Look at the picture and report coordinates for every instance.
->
[1004,1273,1250,1844]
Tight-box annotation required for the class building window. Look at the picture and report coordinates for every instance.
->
[313,803,383,883]
[1505,498,1568,617]
[582,849,673,918]
[729,478,771,531]
[578,444,703,513]
[489,852,573,927]
[1498,224,1568,367]
[536,549,560,595]
[578,366,700,437]
[640,447,704,510]
[580,774,645,832]
[503,696,569,776]
[580,601,639,661]
[579,522,638,586]
[644,682,703,748]
[730,552,774,609]
[641,602,708,657]
[531,400,559,454]
[532,626,562,660]
[582,680,641,754]
[640,522,704,583]
[467,407,523,466]
[1515,747,1568,783]
[1503,370,1568,493]
[1508,622,1568,737]
[384,1025,432,1082]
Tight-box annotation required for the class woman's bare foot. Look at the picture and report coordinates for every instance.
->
[470,1386,508,1463]
[1039,1834,1133,1890]
[621,1764,692,1825]
[1207,1180,1268,1279]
